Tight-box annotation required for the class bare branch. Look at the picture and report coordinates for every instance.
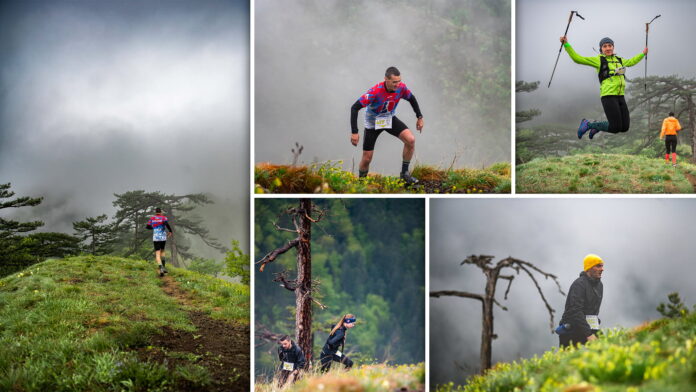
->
[430,290,484,303]
[272,272,298,291]
[502,257,566,296]
[255,324,285,346]
[311,297,327,309]
[492,298,508,311]
[500,274,515,300]
[256,238,300,272]
[273,221,298,233]
[516,263,557,330]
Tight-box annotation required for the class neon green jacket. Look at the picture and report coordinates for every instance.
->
[563,43,645,97]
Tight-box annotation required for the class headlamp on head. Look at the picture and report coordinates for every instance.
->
[344,317,357,324]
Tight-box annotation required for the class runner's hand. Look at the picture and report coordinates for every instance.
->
[643,47,648,55]
[416,118,424,132]
[560,36,568,44]
[167,232,172,238]
[351,133,359,146]
[587,334,597,342]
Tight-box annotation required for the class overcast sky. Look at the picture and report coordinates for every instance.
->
[255,0,511,173]
[430,198,696,386]
[0,0,249,254]
[517,0,696,126]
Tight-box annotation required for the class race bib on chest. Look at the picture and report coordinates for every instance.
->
[586,315,600,330]
[335,350,343,358]
[375,115,393,129]
[282,362,294,371]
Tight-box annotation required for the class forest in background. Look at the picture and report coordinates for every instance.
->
[254,199,425,379]
[0,183,249,283]
[517,76,696,164]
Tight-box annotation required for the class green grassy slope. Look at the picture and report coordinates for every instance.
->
[255,363,425,392]
[255,161,511,194]
[517,154,696,193]
[436,313,696,392]
[0,256,249,391]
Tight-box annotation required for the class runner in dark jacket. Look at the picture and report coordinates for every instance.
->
[558,254,604,347]
[320,314,356,372]
[276,335,305,387]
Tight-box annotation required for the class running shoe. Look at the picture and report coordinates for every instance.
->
[577,119,590,139]
[400,172,419,185]
[163,267,168,274]
[588,128,601,140]
[159,265,165,277]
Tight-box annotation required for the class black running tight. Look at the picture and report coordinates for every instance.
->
[665,135,678,154]
[601,95,630,133]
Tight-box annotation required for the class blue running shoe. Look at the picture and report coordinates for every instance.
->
[588,128,601,140]
[577,119,590,139]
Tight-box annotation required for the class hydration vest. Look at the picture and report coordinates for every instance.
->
[598,56,624,84]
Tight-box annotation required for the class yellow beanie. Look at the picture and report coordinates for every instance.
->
[583,254,604,271]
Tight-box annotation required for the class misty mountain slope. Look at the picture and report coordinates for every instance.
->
[0,256,249,391]
[255,162,511,194]
[437,311,696,392]
[517,154,696,193]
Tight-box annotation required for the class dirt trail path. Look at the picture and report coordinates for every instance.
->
[138,275,250,391]
[683,170,696,192]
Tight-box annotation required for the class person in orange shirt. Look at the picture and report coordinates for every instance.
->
[660,112,682,166]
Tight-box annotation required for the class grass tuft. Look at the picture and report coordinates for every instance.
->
[517,153,696,193]
[256,161,510,194]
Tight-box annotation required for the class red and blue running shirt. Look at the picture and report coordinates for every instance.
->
[358,82,412,129]
[148,214,169,242]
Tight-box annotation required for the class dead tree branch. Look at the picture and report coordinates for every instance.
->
[431,254,565,372]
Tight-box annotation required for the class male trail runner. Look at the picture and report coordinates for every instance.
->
[557,254,604,347]
[276,335,305,387]
[146,208,173,277]
[350,66,424,184]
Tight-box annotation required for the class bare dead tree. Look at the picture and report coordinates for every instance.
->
[291,142,304,166]
[256,199,326,366]
[430,254,565,372]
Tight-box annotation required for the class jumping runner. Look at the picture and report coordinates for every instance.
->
[560,36,647,139]
[319,314,356,372]
[350,66,424,184]
[660,112,682,166]
[146,207,173,277]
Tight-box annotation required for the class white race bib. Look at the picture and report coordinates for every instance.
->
[375,115,393,129]
[335,350,343,358]
[282,362,294,371]
[586,315,600,330]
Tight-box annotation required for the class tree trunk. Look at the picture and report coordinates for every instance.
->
[91,232,96,254]
[295,199,313,365]
[168,211,180,267]
[689,95,696,164]
[133,212,140,255]
[480,269,500,371]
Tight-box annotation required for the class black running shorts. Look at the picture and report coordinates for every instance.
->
[153,241,166,251]
[362,116,409,151]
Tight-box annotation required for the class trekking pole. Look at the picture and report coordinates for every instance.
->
[644,15,661,91]
[548,10,585,88]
